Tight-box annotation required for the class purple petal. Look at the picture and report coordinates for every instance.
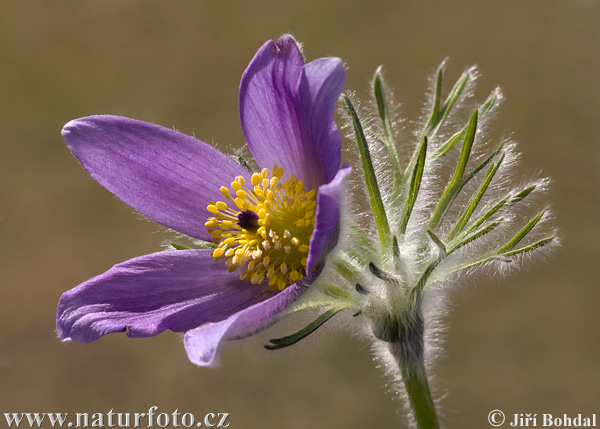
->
[239,35,345,190]
[297,57,346,187]
[184,281,305,367]
[306,164,352,273]
[56,249,275,343]
[62,115,248,241]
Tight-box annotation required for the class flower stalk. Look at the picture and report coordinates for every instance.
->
[390,322,439,429]
[371,272,440,428]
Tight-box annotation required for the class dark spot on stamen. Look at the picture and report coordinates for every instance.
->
[237,210,259,232]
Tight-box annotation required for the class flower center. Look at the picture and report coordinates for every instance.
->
[205,165,316,291]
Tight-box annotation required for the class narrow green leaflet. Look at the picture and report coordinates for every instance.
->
[170,242,190,250]
[427,229,447,255]
[424,65,473,139]
[463,183,536,235]
[447,152,505,241]
[343,95,392,251]
[265,306,349,350]
[502,237,555,257]
[446,218,503,254]
[399,136,427,234]
[498,211,545,253]
[429,110,478,230]
[433,89,499,160]
[373,68,403,176]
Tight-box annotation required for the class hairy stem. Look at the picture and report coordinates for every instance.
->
[387,311,439,429]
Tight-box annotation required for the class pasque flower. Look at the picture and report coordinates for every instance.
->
[56,35,350,366]
[57,34,557,428]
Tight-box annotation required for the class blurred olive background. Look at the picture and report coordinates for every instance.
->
[1,1,598,428]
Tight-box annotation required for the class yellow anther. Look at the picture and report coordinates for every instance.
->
[205,220,218,228]
[251,173,261,186]
[236,176,245,186]
[291,237,300,246]
[234,198,246,209]
[276,166,284,179]
[295,180,304,193]
[290,270,300,282]
[225,248,235,257]
[216,201,228,210]
[236,190,248,199]
[219,220,234,230]
[296,219,305,227]
[228,265,239,273]
[207,204,219,214]
[231,181,242,191]
[261,168,269,179]
[301,257,307,267]
[220,186,231,198]
[277,278,286,291]
[298,244,309,253]
[212,248,225,258]
[222,237,236,246]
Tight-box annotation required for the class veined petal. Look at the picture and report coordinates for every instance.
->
[56,249,275,343]
[306,164,352,272]
[239,36,304,181]
[184,281,306,367]
[239,35,345,190]
[62,115,248,241]
[297,57,345,187]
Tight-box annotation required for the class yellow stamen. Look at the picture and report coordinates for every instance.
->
[205,166,316,291]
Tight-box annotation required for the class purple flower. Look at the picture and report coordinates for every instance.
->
[56,35,351,366]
